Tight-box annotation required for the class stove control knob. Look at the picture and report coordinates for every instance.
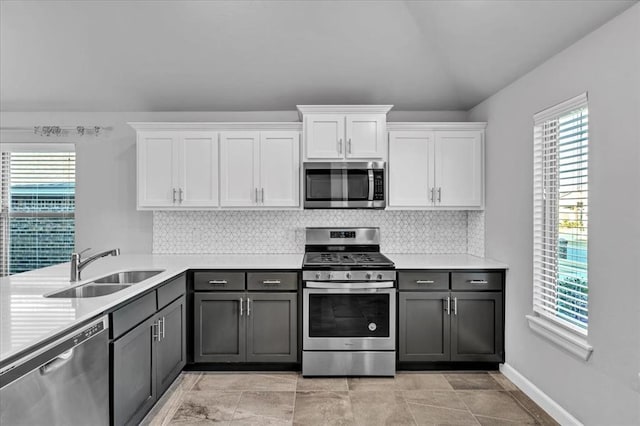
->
[366,272,372,280]
[315,272,321,280]
[346,272,352,280]
[376,273,383,280]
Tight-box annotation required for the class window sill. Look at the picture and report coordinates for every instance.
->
[526,314,593,361]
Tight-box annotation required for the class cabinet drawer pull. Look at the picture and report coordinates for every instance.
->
[469,280,489,284]
[445,296,451,315]
[152,320,160,341]
[208,280,228,285]
[416,280,435,284]
[239,298,244,316]
[453,297,458,315]
[262,280,281,285]
[247,298,251,316]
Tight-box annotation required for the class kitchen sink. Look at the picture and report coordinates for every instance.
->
[92,270,163,284]
[47,283,133,298]
[45,269,165,298]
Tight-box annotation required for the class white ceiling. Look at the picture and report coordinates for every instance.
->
[0,0,636,112]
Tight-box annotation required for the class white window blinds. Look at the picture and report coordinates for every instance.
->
[0,148,76,276]
[533,93,589,334]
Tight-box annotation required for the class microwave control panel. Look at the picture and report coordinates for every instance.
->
[373,170,385,200]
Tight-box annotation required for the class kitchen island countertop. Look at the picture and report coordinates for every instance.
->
[0,253,302,366]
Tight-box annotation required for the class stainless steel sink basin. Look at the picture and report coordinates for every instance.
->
[47,283,133,298]
[45,269,165,298]
[92,270,163,284]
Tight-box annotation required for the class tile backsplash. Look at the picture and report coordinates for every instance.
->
[153,210,484,256]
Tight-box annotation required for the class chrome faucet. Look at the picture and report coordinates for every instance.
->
[70,248,120,282]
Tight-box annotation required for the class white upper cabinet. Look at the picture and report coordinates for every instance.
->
[388,131,434,207]
[434,131,483,207]
[388,124,485,209]
[219,131,259,207]
[131,123,301,210]
[298,106,392,160]
[136,130,218,209]
[260,132,300,207]
[220,130,300,208]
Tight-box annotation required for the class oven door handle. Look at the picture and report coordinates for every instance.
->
[305,281,394,290]
[368,169,374,201]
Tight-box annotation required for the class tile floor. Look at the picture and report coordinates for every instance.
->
[142,371,559,425]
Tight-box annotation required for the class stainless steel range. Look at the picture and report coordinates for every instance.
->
[301,227,396,376]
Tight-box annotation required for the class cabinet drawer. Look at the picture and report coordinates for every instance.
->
[247,272,298,291]
[193,272,245,291]
[157,274,186,309]
[110,291,157,339]
[398,272,449,291]
[451,272,502,291]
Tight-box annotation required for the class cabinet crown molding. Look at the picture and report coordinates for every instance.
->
[296,105,393,119]
[128,122,302,132]
[387,122,487,132]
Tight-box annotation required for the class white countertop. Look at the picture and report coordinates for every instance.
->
[388,254,509,270]
[0,254,302,365]
[0,252,507,366]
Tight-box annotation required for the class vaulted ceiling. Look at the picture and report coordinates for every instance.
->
[0,0,636,112]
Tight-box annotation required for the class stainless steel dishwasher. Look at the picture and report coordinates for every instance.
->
[0,316,109,426]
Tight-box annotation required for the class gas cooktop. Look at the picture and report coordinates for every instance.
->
[302,252,394,268]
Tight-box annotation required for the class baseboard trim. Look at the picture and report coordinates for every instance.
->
[500,363,582,426]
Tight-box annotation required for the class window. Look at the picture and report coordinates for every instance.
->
[533,93,589,335]
[0,147,75,276]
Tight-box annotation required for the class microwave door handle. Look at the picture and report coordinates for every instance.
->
[368,169,374,201]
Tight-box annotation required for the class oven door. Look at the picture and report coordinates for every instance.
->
[303,282,396,351]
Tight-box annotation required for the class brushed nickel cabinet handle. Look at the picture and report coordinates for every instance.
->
[178,188,183,203]
[239,298,244,317]
[445,296,451,315]
[348,138,352,154]
[338,138,343,154]
[437,187,442,203]
[263,280,281,285]
[152,320,160,341]
[469,280,489,284]
[160,317,165,339]
[247,298,251,316]
[172,188,177,203]
[261,188,264,204]
[416,280,435,284]
[453,297,458,315]
[208,280,228,285]
[255,188,258,203]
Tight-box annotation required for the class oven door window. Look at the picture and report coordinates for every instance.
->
[308,293,390,337]
[306,170,345,201]
[345,170,370,201]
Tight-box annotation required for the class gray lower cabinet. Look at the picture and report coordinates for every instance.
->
[112,315,157,426]
[194,292,297,363]
[246,293,297,362]
[111,275,186,426]
[450,292,503,362]
[194,292,246,362]
[398,270,504,364]
[399,292,450,362]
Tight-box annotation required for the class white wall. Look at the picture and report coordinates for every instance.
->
[469,5,640,425]
[0,110,468,254]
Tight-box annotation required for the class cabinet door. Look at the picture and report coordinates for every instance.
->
[194,292,246,362]
[177,132,219,207]
[156,296,186,396]
[388,131,434,207]
[345,115,385,159]
[398,292,450,362]
[112,315,157,426]
[137,131,178,208]
[219,131,259,207]
[434,131,483,207]
[260,131,300,207]
[450,292,503,362]
[305,115,344,159]
[246,293,297,363]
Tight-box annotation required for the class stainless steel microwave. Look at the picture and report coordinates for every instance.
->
[303,162,386,209]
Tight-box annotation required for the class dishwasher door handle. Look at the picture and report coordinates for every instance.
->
[39,349,75,375]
